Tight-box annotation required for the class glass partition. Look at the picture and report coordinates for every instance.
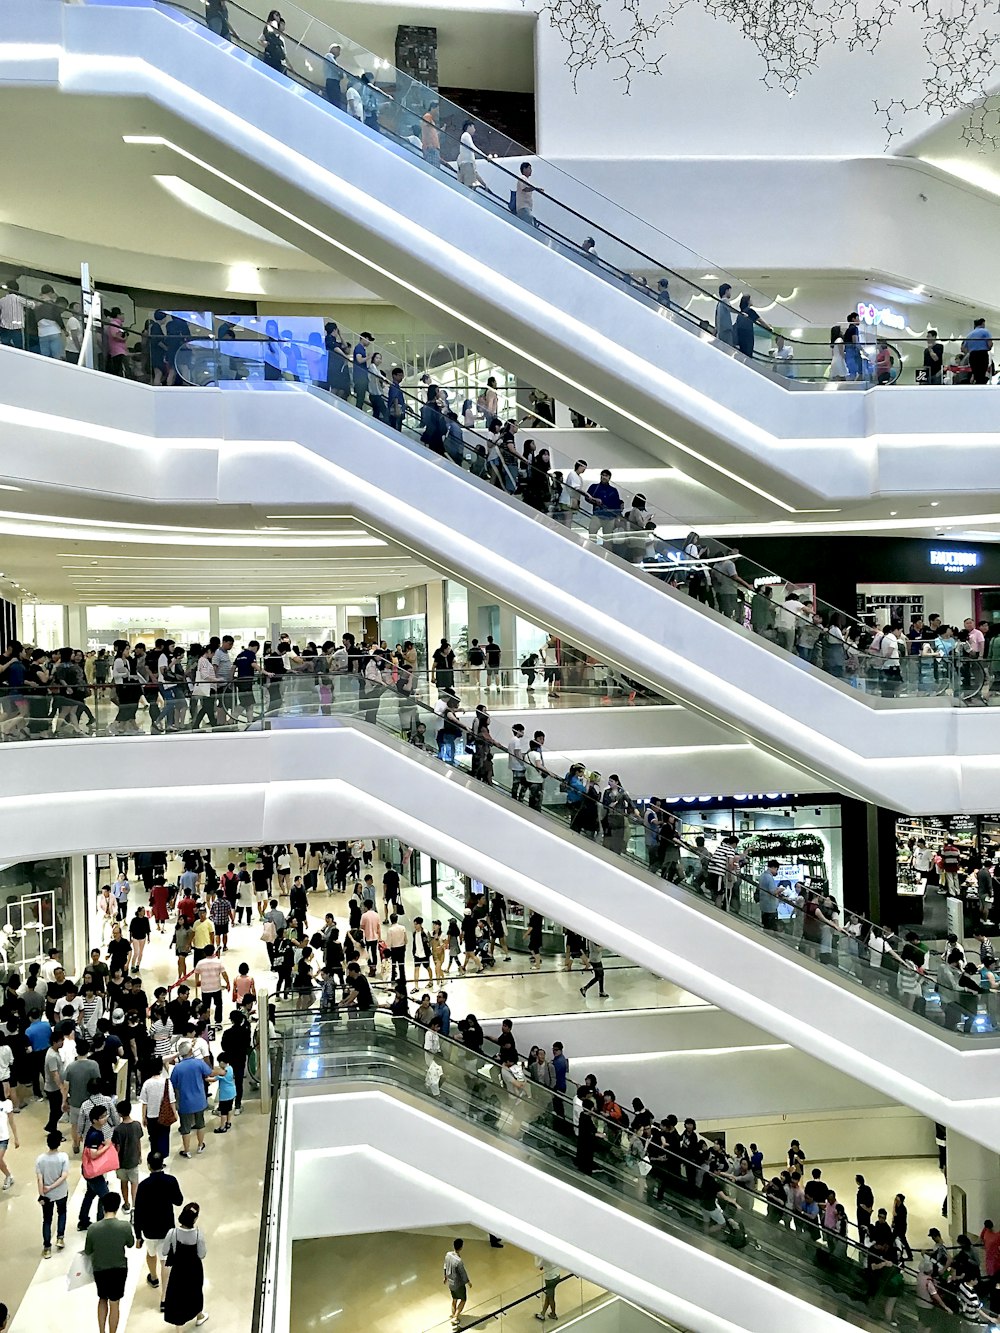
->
[268,1011,937,1331]
[146,336,991,707]
[1,667,983,1041]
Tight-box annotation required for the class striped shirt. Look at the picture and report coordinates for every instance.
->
[708,844,735,877]
[0,291,32,330]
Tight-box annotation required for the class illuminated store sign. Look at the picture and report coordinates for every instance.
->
[857,302,906,331]
[929,549,980,573]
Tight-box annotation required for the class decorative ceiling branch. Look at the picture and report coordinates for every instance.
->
[535,0,1000,151]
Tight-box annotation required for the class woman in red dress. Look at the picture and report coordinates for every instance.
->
[149,877,171,932]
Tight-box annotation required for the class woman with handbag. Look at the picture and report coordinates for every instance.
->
[139,1057,177,1160]
[161,1201,209,1328]
[78,1104,119,1230]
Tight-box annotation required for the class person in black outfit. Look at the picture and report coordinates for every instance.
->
[323,929,346,995]
[220,1010,252,1114]
[575,1097,597,1175]
[856,1174,874,1240]
[132,1151,184,1291]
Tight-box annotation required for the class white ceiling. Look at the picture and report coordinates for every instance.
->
[0,497,436,603]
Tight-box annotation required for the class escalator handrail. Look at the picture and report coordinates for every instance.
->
[271,1010,925,1295]
[251,689,978,1018]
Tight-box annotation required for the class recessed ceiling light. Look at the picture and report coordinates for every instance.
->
[930,501,939,507]
[889,511,897,516]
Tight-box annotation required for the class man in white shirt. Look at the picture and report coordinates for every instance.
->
[777,593,806,653]
[557,460,587,527]
[0,281,34,349]
[770,335,795,377]
[508,723,527,802]
[456,120,483,190]
[40,949,64,983]
[385,913,408,984]
[879,622,902,697]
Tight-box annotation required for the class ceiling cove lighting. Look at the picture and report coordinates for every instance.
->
[119,133,798,514]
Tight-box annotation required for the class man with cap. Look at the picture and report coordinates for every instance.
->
[508,723,527,802]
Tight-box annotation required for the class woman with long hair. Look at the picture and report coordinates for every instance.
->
[161,1201,208,1328]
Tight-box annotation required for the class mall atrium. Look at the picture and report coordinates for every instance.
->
[3,0,1000,1330]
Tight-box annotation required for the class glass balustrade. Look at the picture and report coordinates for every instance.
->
[110,324,991,708]
[264,1011,939,1331]
[3,665,987,1040]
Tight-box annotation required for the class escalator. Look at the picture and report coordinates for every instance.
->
[2,708,999,1146]
[5,0,997,515]
[263,1009,947,1333]
[1,346,995,814]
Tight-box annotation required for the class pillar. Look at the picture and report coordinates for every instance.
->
[209,605,221,639]
[946,1131,1000,1240]
[69,854,89,977]
[268,605,283,646]
[66,604,86,649]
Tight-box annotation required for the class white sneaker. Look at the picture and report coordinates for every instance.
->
[195,1314,209,1326]
[3,1175,13,1190]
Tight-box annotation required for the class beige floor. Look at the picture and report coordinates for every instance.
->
[290,1230,604,1333]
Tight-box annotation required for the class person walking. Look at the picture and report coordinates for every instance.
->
[535,1256,561,1322]
[35,1130,69,1258]
[161,1201,209,1328]
[194,946,230,1026]
[580,943,610,999]
[132,1150,183,1295]
[443,1238,471,1329]
[169,1042,216,1159]
[84,1191,133,1333]
[139,1057,176,1161]
[79,1104,115,1230]
[42,1028,69,1135]
[111,1100,143,1215]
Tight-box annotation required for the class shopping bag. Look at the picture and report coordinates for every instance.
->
[67,1251,94,1291]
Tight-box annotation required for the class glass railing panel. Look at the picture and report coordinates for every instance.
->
[420,1273,594,1333]
[273,1013,932,1329]
[165,346,987,709]
[2,650,993,1039]
[251,689,997,1043]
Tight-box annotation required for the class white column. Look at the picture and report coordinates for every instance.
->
[946,1131,1000,1240]
[268,605,283,645]
[209,605,221,638]
[69,854,89,976]
[66,604,86,648]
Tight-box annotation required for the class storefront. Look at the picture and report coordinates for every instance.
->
[891,812,1000,934]
[647,794,845,911]
[726,536,1000,632]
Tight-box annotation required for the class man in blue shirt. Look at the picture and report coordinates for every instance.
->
[25,1015,53,1098]
[353,332,373,410]
[432,990,451,1038]
[388,367,406,432]
[169,1043,216,1159]
[757,859,780,932]
[551,1041,570,1121]
[962,318,993,384]
[586,469,623,541]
